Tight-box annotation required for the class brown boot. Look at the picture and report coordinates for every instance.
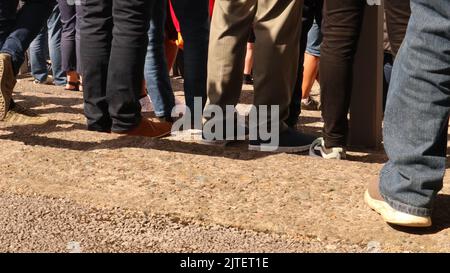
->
[116,118,172,138]
[3,103,49,125]
[365,178,432,227]
[0,53,16,120]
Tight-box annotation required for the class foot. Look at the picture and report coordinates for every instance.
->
[309,137,346,159]
[365,179,432,227]
[301,96,320,111]
[115,118,172,138]
[248,127,315,153]
[201,117,249,146]
[2,102,49,125]
[0,53,16,120]
[65,81,80,92]
[243,74,254,85]
[34,79,53,85]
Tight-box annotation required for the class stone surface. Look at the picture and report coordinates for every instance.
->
[0,77,449,253]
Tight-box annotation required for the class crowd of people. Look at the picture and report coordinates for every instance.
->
[0,0,449,228]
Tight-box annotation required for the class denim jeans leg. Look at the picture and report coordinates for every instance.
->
[58,0,77,72]
[171,0,209,118]
[47,4,66,86]
[29,26,49,83]
[0,0,52,75]
[380,0,450,217]
[144,0,175,118]
[75,2,84,74]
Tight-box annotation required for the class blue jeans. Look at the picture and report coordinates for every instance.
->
[0,0,52,75]
[380,0,450,217]
[144,0,175,118]
[171,0,209,116]
[29,3,66,85]
[305,20,322,57]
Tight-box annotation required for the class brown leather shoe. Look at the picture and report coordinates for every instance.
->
[116,118,172,138]
[365,178,432,227]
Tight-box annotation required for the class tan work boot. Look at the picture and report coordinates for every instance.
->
[3,103,49,125]
[365,179,432,227]
[0,53,16,120]
[115,118,172,138]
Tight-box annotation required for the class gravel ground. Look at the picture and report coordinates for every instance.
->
[0,192,366,253]
[0,77,449,253]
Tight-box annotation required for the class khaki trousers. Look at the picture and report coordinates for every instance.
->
[205,0,303,131]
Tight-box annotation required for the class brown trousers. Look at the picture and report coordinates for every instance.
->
[205,0,303,131]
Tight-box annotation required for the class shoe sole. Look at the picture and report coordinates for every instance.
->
[248,144,311,153]
[3,114,49,125]
[200,139,232,146]
[364,190,432,227]
[0,58,12,120]
[114,130,171,138]
[155,130,172,138]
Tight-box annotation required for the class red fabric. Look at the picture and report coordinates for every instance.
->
[169,0,180,33]
[209,0,215,17]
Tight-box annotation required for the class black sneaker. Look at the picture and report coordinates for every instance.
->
[248,127,315,153]
[201,120,249,146]
[243,74,254,85]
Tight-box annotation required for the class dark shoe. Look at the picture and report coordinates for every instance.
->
[285,118,299,129]
[243,74,254,85]
[201,120,249,146]
[248,127,315,153]
[0,53,16,120]
[115,118,172,138]
[3,102,49,125]
[309,137,346,160]
[301,96,320,111]
[365,179,432,227]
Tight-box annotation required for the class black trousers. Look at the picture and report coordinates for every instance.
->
[286,0,324,127]
[0,0,52,74]
[80,0,152,132]
[320,0,410,148]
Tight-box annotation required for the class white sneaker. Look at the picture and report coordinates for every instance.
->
[365,179,432,227]
[309,137,346,159]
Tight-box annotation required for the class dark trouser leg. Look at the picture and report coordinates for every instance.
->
[0,0,19,48]
[80,0,113,132]
[320,0,365,148]
[0,0,52,75]
[57,0,77,72]
[286,0,323,127]
[75,2,84,74]
[108,0,152,132]
[384,0,410,57]
[171,0,209,119]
